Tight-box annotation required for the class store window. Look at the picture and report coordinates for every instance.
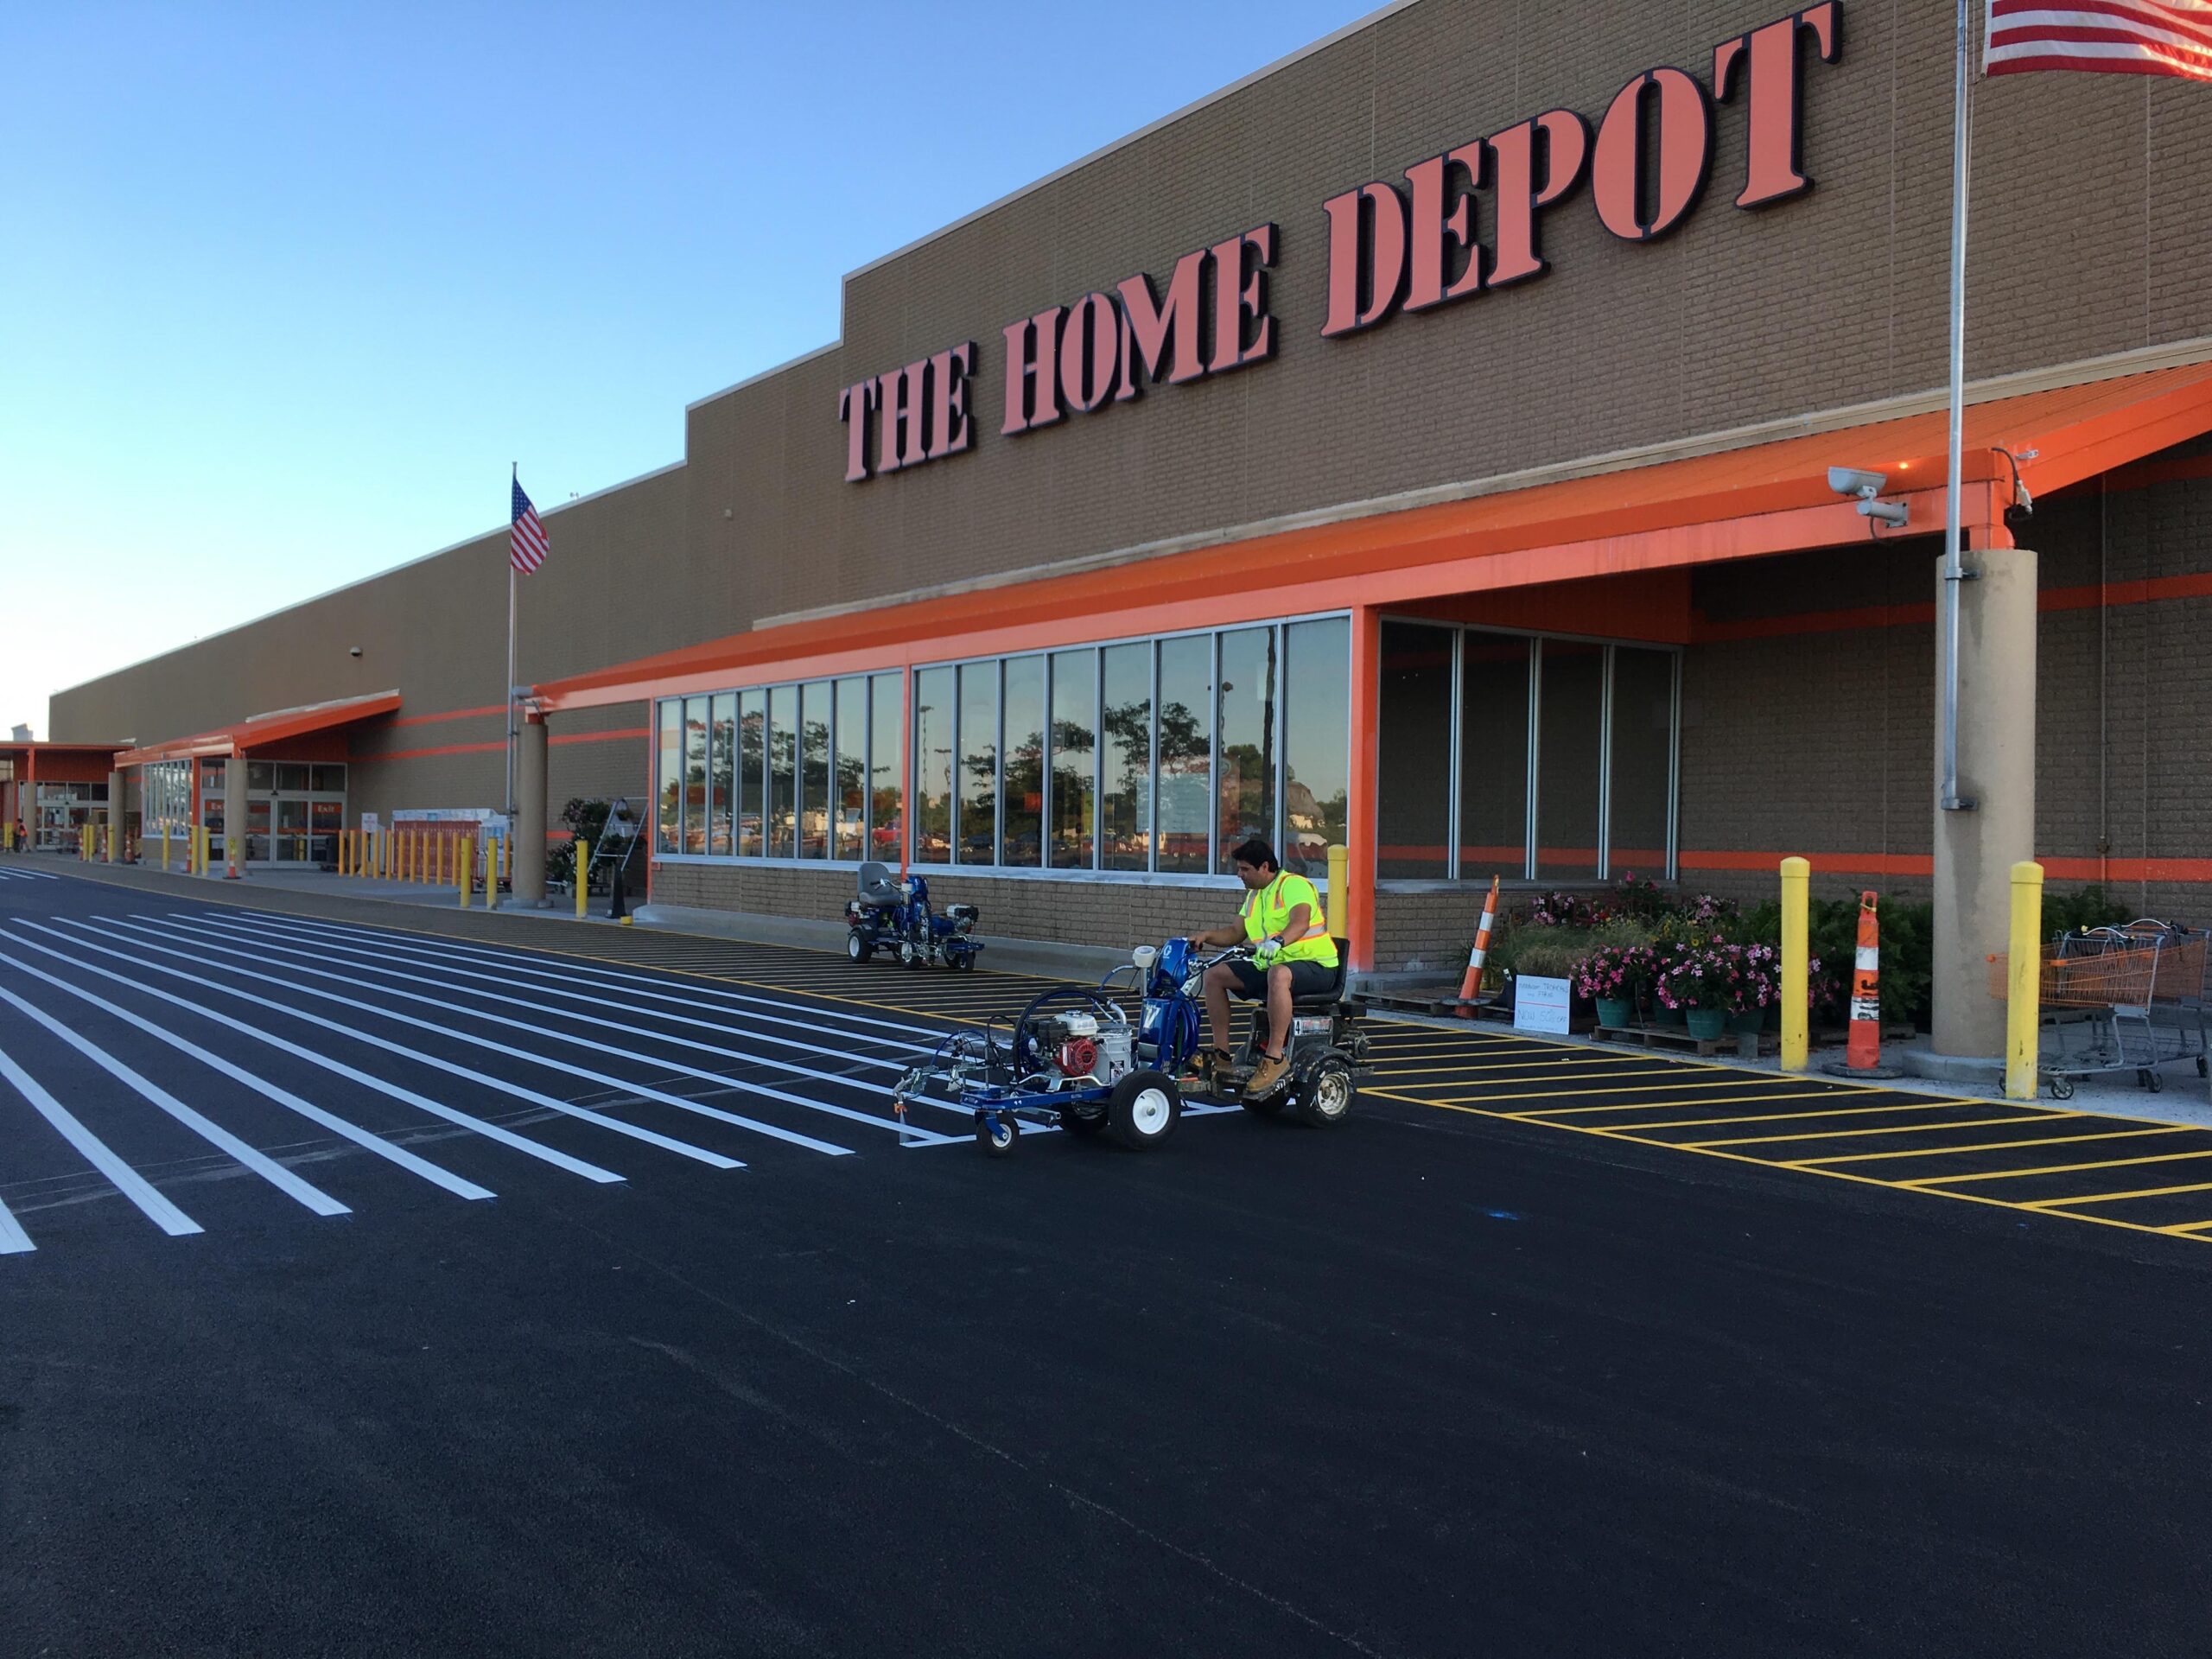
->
[1535,641,1604,880]
[684,696,710,855]
[956,661,998,866]
[1378,621,1453,880]
[1001,656,1045,868]
[737,690,765,857]
[1215,627,1276,873]
[1155,634,1211,875]
[1100,643,1151,872]
[709,693,736,857]
[1282,617,1349,878]
[798,682,830,859]
[1049,649,1096,869]
[767,685,797,857]
[914,666,954,863]
[832,677,866,862]
[657,701,681,854]
[1607,647,1675,874]
[868,675,902,861]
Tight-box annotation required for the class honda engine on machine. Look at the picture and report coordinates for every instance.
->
[1030,1010,1134,1089]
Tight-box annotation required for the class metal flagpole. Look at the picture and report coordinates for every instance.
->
[1939,0,1975,813]
[506,465,519,861]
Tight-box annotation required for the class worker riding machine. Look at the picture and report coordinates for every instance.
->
[892,935,1368,1156]
[844,861,983,969]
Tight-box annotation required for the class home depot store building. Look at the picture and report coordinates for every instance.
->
[48,0,2212,1054]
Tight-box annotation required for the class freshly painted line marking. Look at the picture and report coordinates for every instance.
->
[2024,1179,2212,1210]
[2163,1218,2212,1235]
[208,912,940,1056]
[1792,1125,2193,1166]
[144,917,890,1151]
[0,982,350,1217]
[27,922,639,1181]
[1361,1085,2204,1248]
[1902,1147,2212,1188]
[1449,1073,1857,1104]
[107,918,875,1155]
[196,913,921,1078]
[0,1189,31,1253]
[1602,1101,1992,1134]
[0,937,495,1203]
[1513,1088,1861,1117]
[0,1039,201,1236]
[1683,1114,2075,1150]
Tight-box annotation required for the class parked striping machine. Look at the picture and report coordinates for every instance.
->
[893,936,1368,1157]
[844,861,982,970]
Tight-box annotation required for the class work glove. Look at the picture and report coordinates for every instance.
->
[1253,936,1283,967]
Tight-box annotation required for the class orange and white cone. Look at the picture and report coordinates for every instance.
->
[1455,875,1501,1017]
[1846,890,1881,1070]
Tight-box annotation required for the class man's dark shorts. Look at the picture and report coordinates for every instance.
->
[1225,958,1338,1001]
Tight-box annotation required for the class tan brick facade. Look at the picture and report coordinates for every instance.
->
[45,1,2212,966]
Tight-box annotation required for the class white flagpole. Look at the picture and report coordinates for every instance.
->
[1940,0,1974,812]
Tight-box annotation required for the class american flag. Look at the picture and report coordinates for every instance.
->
[1986,0,2212,79]
[510,477,549,574]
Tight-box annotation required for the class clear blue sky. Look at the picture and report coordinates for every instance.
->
[0,1,1368,738]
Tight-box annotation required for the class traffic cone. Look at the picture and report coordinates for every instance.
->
[1846,889,1880,1070]
[1454,875,1501,1017]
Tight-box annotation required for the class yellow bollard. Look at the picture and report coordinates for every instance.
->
[458,838,473,909]
[105,825,115,863]
[575,839,590,919]
[1325,842,1348,939]
[2006,861,2044,1102]
[1780,856,1810,1072]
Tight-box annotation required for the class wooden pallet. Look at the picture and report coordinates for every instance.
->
[1594,1023,1778,1058]
[1356,988,1510,1020]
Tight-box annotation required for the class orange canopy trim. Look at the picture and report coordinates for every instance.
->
[537,361,2212,711]
[118,690,403,767]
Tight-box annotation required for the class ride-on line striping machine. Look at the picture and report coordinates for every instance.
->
[845,861,982,970]
[892,936,1370,1157]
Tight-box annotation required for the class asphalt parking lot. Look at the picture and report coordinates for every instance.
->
[4,859,2210,1657]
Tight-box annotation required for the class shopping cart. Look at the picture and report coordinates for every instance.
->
[1989,921,2210,1099]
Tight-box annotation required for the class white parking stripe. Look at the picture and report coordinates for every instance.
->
[0,982,352,1218]
[0,1190,31,1253]
[19,922,639,1182]
[86,918,885,1154]
[142,916,916,1148]
[209,911,951,1042]
[0,937,495,1203]
[195,912,918,1069]
[0,1039,202,1236]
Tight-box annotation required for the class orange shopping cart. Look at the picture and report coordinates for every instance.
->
[1990,921,2210,1099]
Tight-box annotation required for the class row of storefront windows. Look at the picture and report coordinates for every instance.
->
[137,758,350,861]
[1378,623,1679,881]
[652,618,1674,884]
[654,619,1351,879]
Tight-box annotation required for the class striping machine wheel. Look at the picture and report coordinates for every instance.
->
[1108,1069,1181,1152]
[846,931,872,963]
[1294,1056,1357,1128]
[976,1112,1020,1157]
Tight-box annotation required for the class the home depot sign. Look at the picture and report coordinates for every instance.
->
[837,2,1841,482]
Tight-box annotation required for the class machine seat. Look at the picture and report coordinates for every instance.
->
[854,861,904,908]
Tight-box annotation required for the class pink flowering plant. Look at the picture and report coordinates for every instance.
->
[1572,942,1648,1002]
[1655,939,1751,1014]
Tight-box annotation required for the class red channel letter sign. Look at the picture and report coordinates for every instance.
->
[838,2,1841,482]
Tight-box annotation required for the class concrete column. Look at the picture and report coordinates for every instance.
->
[224,755,247,878]
[514,711,549,906]
[1931,544,2038,1058]
[108,768,128,861]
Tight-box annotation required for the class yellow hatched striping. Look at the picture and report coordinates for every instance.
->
[1901,1147,2212,1188]
[1514,1088,1864,1118]
[1600,1101,1987,1134]
[2024,1179,2212,1209]
[1682,1114,2072,1150]
[1791,1125,2193,1166]
[1425,1072,1834,1104]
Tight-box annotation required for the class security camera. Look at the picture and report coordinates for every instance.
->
[1827,466,1908,530]
[349,646,363,658]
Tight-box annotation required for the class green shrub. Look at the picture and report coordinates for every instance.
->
[2044,883,2132,937]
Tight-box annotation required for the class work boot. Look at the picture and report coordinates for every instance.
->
[1184,1048,1234,1092]
[1244,1050,1290,1099]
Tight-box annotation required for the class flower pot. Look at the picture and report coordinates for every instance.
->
[1686,1007,1729,1041]
[1650,1001,1687,1027]
[1730,1007,1765,1035]
[1593,996,1633,1030]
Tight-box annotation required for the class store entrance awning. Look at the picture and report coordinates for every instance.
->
[115,690,403,767]
[535,359,2212,710]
